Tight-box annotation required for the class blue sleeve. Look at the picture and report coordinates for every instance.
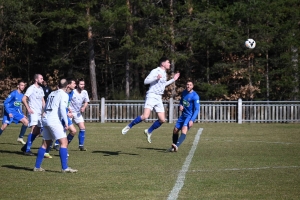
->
[4,91,15,114]
[190,93,200,122]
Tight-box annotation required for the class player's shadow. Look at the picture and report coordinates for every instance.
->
[92,150,139,156]
[136,147,167,152]
[2,165,60,173]
[0,149,27,155]
[0,142,22,146]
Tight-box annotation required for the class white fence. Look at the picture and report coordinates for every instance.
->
[1,98,300,123]
[99,98,300,123]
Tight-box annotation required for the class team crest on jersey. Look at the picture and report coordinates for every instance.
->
[14,101,22,107]
[183,99,190,107]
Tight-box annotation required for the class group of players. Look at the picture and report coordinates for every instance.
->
[0,57,200,172]
[121,57,200,152]
[0,74,89,173]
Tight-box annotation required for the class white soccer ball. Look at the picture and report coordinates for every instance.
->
[245,39,256,49]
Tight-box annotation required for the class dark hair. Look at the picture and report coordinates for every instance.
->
[18,80,25,84]
[186,80,194,85]
[158,57,169,66]
[76,78,85,85]
[66,78,76,85]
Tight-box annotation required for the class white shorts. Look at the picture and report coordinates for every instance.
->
[28,113,42,127]
[72,112,84,124]
[144,93,165,113]
[42,124,66,140]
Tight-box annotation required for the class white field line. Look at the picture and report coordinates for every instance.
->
[190,165,300,173]
[167,128,203,200]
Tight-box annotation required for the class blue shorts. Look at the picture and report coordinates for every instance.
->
[2,110,25,125]
[175,115,192,130]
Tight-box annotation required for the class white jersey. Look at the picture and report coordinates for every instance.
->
[69,89,90,113]
[42,89,68,126]
[144,67,175,95]
[24,84,44,114]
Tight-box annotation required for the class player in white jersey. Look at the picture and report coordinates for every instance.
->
[21,74,45,156]
[122,57,180,143]
[33,78,78,173]
[64,78,90,151]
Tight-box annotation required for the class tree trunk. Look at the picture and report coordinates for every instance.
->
[169,0,176,98]
[206,48,210,83]
[125,0,133,99]
[266,50,269,100]
[291,46,298,100]
[87,7,98,100]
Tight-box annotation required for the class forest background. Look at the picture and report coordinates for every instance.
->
[0,0,299,101]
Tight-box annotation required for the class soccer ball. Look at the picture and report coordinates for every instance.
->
[245,39,256,49]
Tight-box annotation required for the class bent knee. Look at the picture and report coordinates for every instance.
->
[159,119,166,124]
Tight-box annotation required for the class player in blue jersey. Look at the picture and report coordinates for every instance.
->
[0,80,28,144]
[121,57,180,143]
[168,81,200,152]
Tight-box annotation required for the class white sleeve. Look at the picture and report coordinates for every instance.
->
[84,91,90,103]
[60,94,69,126]
[144,69,158,85]
[24,86,33,97]
[165,78,175,86]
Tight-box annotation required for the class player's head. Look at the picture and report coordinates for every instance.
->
[186,81,194,92]
[33,74,44,86]
[58,79,68,89]
[159,56,170,70]
[42,80,48,86]
[76,78,85,91]
[17,80,26,92]
[67,78,76,91]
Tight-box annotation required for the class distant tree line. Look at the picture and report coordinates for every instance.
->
[0,0,299,100]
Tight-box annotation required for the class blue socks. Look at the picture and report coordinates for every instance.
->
[59,147,68,170]
[128,116,142,128]
[24,133,38,152]
[35,147,46,168]
[176,133,186,147]
[0,128,3,136]
[67,134,74,144]
[54,139,60,146]
[148,120,162,134]
[78,129,85,146]
[18,125,27,138]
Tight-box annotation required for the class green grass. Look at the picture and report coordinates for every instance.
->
[0,123,300,200]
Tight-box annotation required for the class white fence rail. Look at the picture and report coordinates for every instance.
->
[1,98,300,123]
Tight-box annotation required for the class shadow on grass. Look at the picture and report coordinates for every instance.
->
[92,150,139,156]
[1,165,60,173]
[0,149,28,155]
[0,142,24,146]
[136,147,168,152]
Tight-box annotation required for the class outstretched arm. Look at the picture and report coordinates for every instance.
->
[165,72,180,86]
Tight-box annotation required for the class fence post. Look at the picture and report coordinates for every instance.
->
[238,98,242,124]
[101,97,105,123]
[169,97,173,123]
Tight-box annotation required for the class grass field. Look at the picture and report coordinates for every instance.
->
[0,123,300,200]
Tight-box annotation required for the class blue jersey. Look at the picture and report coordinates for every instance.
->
[4,90,24,115]
[180,90,200,122]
